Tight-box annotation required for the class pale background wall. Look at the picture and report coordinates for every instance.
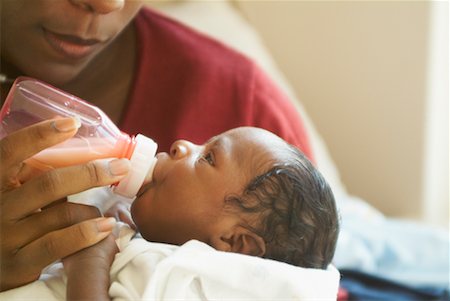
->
[148,0,449,227]
[233,0,448,226]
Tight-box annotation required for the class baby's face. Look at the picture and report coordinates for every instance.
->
[130,127,289,246]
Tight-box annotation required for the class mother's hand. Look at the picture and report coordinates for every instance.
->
[0,118,130,291]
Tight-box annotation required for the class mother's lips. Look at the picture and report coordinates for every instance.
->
[43,28,104,60]
[52,32,101,45]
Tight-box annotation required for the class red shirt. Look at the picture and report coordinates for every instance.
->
[121,8,314,161]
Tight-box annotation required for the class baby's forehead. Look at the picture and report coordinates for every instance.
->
[224,127,284,144]
[223,127,290,170]
[228,127,287,148]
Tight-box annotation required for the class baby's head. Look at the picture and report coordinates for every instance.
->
[131,127,339,269]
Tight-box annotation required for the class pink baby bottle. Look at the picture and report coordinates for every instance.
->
[0,77,157,198]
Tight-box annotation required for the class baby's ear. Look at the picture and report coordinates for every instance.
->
[212,227,266,257]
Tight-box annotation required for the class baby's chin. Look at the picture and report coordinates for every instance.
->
[130,191,152,228]
[136,172,158,199]
[130,197,144,226]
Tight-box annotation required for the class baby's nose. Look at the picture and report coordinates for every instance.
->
[170,140,191,160]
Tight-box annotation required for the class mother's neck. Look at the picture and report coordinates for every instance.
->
[63,23,137,124]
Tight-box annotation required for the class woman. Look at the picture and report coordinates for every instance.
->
[0,0,313,290]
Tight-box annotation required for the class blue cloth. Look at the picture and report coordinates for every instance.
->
[334,216,449,289]
[340,269,450,301]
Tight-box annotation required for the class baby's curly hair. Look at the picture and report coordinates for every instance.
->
[225,144,339,269]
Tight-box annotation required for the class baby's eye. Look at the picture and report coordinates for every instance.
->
[200,151,215,166]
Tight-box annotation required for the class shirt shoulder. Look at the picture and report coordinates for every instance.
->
[134,7,256,73]
[126,8,314,160]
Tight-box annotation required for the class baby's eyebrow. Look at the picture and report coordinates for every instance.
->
[204,135,218,146]
[209,138,222,155]
[212,136,244,168]
[207,137,226,162]
[205,135,222,149]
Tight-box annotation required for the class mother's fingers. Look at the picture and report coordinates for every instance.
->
[16,217,116,281]
[0,118,79,172]
[15,163,45,185]
[11,202,101,249]
[3,159,130,219]
[26,217,116,267]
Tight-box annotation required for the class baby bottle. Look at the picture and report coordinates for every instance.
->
[0,77,157,198]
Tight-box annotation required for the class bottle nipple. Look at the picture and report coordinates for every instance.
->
[143,156,157,184]
[113,134,158,198]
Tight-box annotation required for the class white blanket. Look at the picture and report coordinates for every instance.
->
[0,187,340,300]
[1,237,340,300]
[111,238,340,300]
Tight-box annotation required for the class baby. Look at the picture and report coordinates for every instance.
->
[64,126,340,300]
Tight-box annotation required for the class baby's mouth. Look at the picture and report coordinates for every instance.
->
[136,156,160,198]
[136,181,154,198]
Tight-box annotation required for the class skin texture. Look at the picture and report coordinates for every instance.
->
[65,127,291,300]
[1,0,318,292]
[1,0,144,122]
[1,0,142,85]
[0,0,143,290]
[0,118,129,291]
[64,234,118,301]
[131,127,291,255]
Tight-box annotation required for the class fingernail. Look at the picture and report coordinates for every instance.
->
[96,217,116,232]
[52,117,81,132]
[108,159,131,176]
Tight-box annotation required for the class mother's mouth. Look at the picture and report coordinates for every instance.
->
[43,28,102,60]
